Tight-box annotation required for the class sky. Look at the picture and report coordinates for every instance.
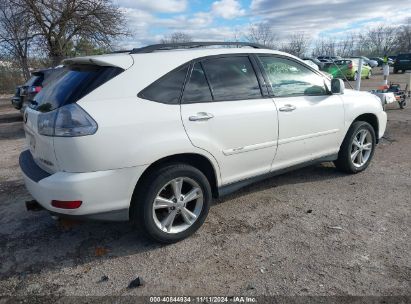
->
[113,0,411,48]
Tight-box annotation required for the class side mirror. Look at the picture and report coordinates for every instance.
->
[331,78,345,94]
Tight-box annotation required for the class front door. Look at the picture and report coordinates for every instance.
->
[256,55,345,171]
[181,56,278,185]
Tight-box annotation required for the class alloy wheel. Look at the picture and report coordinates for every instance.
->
[351,129,372,168]
[152,177,203,234]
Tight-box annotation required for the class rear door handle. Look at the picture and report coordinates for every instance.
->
[189,112,214,121]
[279,104,296,112]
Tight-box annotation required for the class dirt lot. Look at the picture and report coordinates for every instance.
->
[0,68,410,298]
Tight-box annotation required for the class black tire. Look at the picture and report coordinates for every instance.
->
[393,68,398,74]
[131,164,212,243]
[353,72,358,81]
[334,121,376,174]
[400,100,406,109]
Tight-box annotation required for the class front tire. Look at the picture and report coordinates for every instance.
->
[131,164,212,243]
[334,121,376,173]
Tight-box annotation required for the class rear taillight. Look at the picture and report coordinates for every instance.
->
[347,63,353,69]
[51,200,82,209]
[29,86,42,93]
[37,103,98,137]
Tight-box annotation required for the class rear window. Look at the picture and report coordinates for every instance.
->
[24,75,43,87]
[334,60,351,65]
[32,65,123,112]
[397,54,411,60]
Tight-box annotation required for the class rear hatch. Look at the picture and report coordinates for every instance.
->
[23,55,130,174]
[396,54,411,68]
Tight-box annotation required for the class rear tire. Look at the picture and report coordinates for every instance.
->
[366,70,371,79]
[334,121,376,174]
[394,68,398,74]
[131,164,212,243]
[353,72,358,81]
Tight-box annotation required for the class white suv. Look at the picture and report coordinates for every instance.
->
[20,42,387,243]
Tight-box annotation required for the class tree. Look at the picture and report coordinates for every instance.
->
[24,0,128,65]
[281,33,310,57]
[0,0,37,79]
[360,25,399,56]
[397,18,411,53]
[160,32,193,44]
[245,23,277,48]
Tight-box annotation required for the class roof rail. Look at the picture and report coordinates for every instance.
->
[110,49,133,54]
[130,42,268,54]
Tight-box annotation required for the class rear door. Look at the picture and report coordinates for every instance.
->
[180,55,278,185]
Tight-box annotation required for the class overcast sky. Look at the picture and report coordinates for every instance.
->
[113,0,411,48]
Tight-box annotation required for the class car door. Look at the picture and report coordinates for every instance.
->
[256,55,345,171]
[180,55,278,185]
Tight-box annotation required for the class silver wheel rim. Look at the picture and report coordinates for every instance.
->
[351,129,372,168]
[152,177,203,234]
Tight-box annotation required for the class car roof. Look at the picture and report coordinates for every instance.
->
[63,47,296,70]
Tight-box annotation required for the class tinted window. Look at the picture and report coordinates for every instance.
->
[33,65,123,112]
[202,56,262,101]
[25,75,43,87]
[397,54,411,60]
[139,65,188,104]
[182,63,213,103]
[258,56,327,97]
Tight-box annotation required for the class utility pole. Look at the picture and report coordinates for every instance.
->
[355,58,363,90]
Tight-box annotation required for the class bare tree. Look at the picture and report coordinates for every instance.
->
[311,38,338,57]
[360,25,399,56]
[336,32,356,57]
[281,33,310,57]
[397,18,411,53]
[0,0,37,79]
[160,32,193,44]
[24,0,128,65]
[245,23,277,48]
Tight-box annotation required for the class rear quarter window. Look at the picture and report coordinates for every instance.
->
[33,65,123,112]
[138,65,189,104]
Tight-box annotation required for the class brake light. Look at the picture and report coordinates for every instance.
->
[347,63,353,69]
[51,200,82,209]
[29,86,42,93]
[37,103,98,137]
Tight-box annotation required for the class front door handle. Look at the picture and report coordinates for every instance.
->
[279,104,296,112]
[189,112,214,121]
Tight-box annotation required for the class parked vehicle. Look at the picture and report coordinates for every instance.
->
[11,68,61,113]
[349,56,378,68]
[302,57,324,70]
[11,85,23,110]
[370,57,394,67]
[317,56,342,61]
[303,59,319,70]
[393,53,411,73]
[20,42,387,243]
[326,59,372,80]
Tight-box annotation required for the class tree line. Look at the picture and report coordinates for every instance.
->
[0,0,410,93]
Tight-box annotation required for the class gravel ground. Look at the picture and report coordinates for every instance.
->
[0,69,410,298]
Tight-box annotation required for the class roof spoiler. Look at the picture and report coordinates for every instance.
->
[62,54,133,69]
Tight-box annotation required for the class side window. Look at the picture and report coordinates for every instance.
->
[258,56,328,97]
[139,65,189,104]
[182,62,213,103]
[202,56,262,101]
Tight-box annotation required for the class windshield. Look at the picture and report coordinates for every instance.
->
[32,64,123,112]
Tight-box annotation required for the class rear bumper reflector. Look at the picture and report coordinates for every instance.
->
[51,200,82,209]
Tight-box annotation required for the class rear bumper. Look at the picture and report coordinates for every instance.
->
[20,150,147,221]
